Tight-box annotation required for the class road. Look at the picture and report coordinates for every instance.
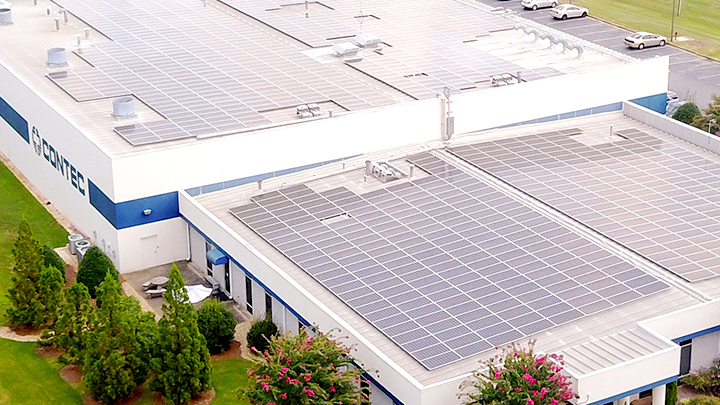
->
[481,0,720,108]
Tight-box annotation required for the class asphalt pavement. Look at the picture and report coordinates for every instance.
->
[479,0,720,108]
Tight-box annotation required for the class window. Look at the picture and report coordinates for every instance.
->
[205,241,213,276]
[680,339,692,375]
[298,320,304,334]
[224,262,230,293]
[265,292,272,317]
[245,275,253,314]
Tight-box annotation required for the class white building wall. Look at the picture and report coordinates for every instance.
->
[453,56,669,135]
[691,332,720,371]
[116,217,189,272]
[0,62,120,261]
[111,99,441,201]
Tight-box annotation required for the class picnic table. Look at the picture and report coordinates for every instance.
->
[142,276,169,290]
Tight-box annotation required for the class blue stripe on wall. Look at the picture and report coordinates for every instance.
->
[585,375,678,405]
[0,96,29,143]
[499,101,623,129]
[89,180,179,230]
[89,180,117,228]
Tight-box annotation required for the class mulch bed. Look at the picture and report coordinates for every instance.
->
[12,325,44,336]
[65,264,77,287]
[34,346,64,358]
[82,386,146,405]
[211,340,243,360]
[151,389,216,405]
[60,364,82,383]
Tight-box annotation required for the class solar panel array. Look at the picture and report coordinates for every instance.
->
[49,0,565,145]
[47,70,130,102]
[230,152,668,369]
[51,0,399,145]
[448,129,720,282]
[223,0,563,98]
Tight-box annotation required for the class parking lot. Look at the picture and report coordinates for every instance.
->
[476,0,720,108]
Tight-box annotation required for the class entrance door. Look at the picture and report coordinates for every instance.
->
[140,235,158,269]
[224,262,231,293]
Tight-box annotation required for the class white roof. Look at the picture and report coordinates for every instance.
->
[193,112,715,384]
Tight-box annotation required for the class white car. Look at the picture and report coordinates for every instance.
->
[550,4,588,19]
[623,32,667,49]
[521,0,558,10]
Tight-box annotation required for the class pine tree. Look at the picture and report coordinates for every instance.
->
[41,282,95,365]
[83,272,157,404]
[38,265,65,325]
[76,246,118,298]
[151,263,211,404]
[6,219,45,327]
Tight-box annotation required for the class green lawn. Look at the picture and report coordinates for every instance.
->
[210,359,253,405]
[573,0,720,58]
[0,160,69,325]
[0,339,83,404]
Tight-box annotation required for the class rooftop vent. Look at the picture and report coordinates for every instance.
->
[0,7,12,25]
[296,103,321,118]
[364,160,406,183]
[46,47,67,67]
[491,73,520,87]
[354,33,381,48]
[112,97,136,118]
[332,42,360,57]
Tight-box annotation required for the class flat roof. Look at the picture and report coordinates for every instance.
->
[1,0,633,155]
[193,111,713,384]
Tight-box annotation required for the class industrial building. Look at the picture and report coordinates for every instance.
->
[4,0,718,404]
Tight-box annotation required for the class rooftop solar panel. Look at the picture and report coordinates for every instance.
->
[229,152,668,369]
[49,0,568,145]
[448,129,720,282]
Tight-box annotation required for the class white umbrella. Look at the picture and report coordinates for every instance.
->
[184,285,213,304]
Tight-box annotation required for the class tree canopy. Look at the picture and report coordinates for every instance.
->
[76,246,118,298]
[151,263,211,404]
[197,299,237,354]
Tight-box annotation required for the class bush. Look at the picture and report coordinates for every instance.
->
[241,326,365,405]
[197,300,237,354]
[41,244,66,281]
[666,380,678,405]
[76,246,118,298]
[246,314,278,354]
[680,396,720,405]
[459,340,578,405]
[682,358,720,395]
[673,102,701,125]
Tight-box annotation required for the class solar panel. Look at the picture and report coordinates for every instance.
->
[448,129,720,282]
[230,153,668,370]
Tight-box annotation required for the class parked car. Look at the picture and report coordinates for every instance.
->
[624,32,667,49]
[550,4,588,19]
[521,0,558,10]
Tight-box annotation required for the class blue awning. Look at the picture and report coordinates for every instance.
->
[206,248,228,266]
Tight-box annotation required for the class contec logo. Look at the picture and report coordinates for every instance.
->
[31,126,41,156]
[31,125,86,196]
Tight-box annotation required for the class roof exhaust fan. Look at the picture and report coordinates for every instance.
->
[0,7,12,25]
[47,47,68,67]
[112,97,136,118]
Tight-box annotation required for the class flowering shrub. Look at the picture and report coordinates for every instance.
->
[683,358,720,395]
[458,340,578,405]
[241,326,366,405]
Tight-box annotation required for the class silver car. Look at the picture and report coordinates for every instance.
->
[521,0,558,10]
[623,32,667,49]
[550,4,588,19]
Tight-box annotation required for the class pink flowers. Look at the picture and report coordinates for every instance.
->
[280,393,287,399]
[260,382,270,392]
[527,399,535,405]
[330,386,336,392]
[302,388,315,397]
[281,367,288,373]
